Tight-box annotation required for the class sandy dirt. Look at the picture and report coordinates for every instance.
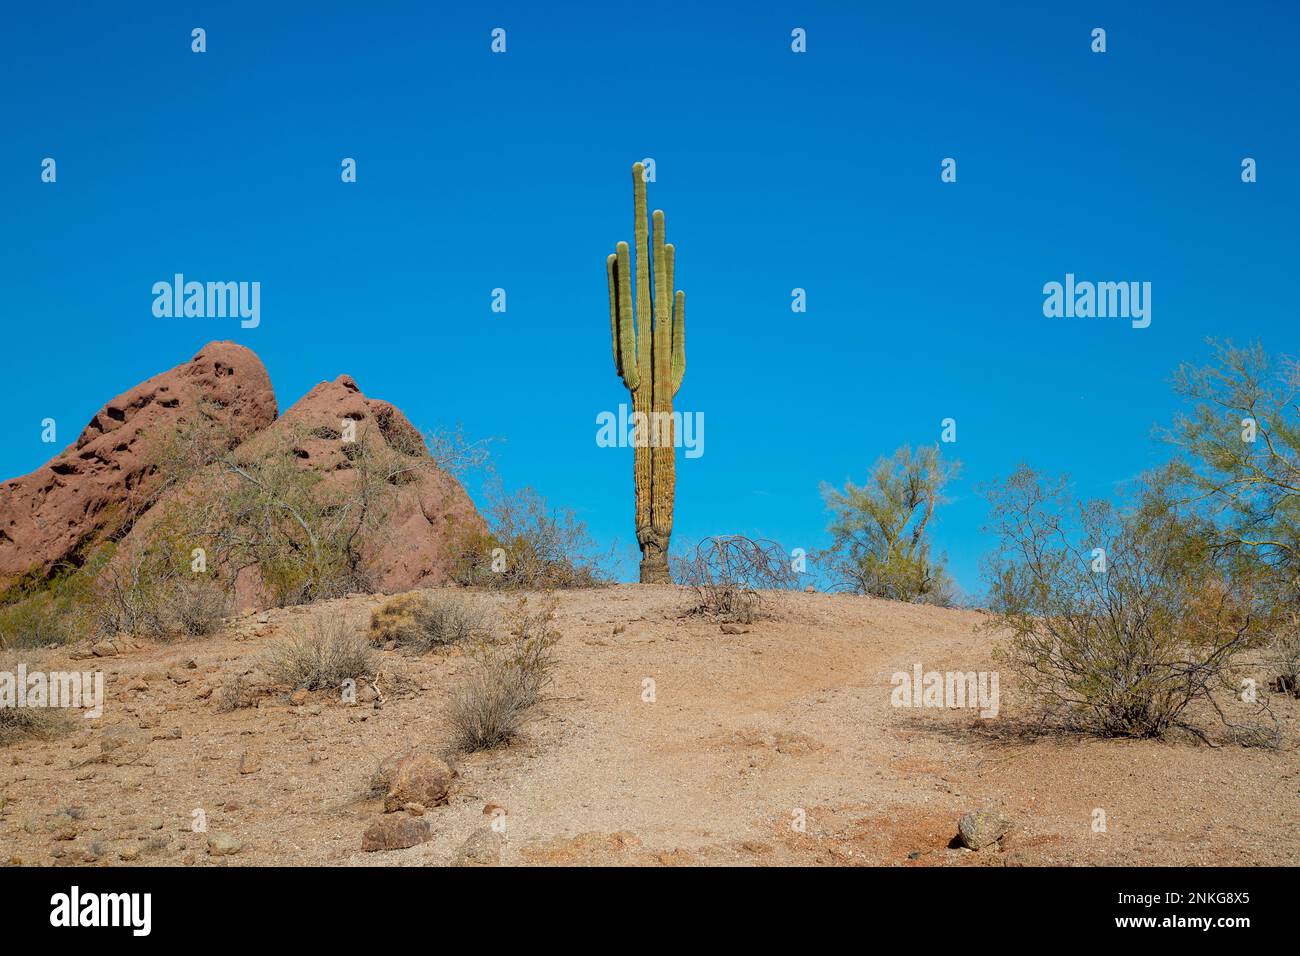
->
[1,585,1296,867]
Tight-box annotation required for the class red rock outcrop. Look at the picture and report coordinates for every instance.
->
[2,344,484,612]
[251,373,483,599]
[105,369,484,610]
[0,342,277,585]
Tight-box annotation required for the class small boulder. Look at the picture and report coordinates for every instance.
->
[957,808,1011,851]
[361,815,431,852]
[382,753,453,813]
[452,828,504,866]
[207,832,242,856]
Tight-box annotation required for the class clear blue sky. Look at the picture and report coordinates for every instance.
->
[2,1,1297,595]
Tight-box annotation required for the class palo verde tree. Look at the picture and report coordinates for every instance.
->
[606,162,686,583]
[1166,339,1300,599]
[819,444,959,603]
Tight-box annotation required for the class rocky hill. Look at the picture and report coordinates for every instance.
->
[0,343,276,585]
[0,342,481,608]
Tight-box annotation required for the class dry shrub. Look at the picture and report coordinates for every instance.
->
[448,596,559,752]
[0,653,71,744]
[368,592,488,651]
[95,545,228,641]
[674,536,798,623]
[0,705,67,745]
[264,617,376,691]
[984,467,1278,743]
[214,673,255,712]
[451,483,609,590]
[1268,613,1300,697]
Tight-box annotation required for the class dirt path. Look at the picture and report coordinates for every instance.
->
[2,586,1296,866]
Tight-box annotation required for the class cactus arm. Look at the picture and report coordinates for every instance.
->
[609,244,638,390]
[665,242,684,393]
[672,290,686,394]
[665,243,675,311]
[607,253,622,377]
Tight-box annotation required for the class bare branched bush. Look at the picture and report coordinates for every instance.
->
[368,592,488,652]
[423,424,495,479]
[214,673,255,712]
[983,466,1278,743]
[674,536,798,623]
[95,546,227,641]
[1267,613,1300,697]
[448,596,559,752]
[451,482,609,590]
[264,617,376,691]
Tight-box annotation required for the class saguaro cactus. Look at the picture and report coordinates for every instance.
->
[606,162,686,584]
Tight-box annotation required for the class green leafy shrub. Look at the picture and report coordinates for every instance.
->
[818,444,959,604]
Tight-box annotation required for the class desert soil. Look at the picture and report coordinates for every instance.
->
[1,585,1296,867]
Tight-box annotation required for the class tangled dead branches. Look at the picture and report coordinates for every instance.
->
[674,536,799,623]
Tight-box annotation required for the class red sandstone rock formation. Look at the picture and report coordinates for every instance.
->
[0,342,276,585]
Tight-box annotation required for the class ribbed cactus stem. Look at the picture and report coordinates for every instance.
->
[606,162,687,583]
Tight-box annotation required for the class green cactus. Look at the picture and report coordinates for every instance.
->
[606,162,686,584]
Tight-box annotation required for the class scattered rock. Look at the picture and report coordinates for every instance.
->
[207,832,243,856]
[383,753,453,813]
[98,725,151,767]
[453,828,504,866]
[51,822,79,841]
[957,808,1012,851]
[361,815,431,852]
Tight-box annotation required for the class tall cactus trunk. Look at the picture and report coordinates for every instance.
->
[607,163,686,584]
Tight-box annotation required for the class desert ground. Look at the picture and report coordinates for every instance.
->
[1,585,1296,867]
